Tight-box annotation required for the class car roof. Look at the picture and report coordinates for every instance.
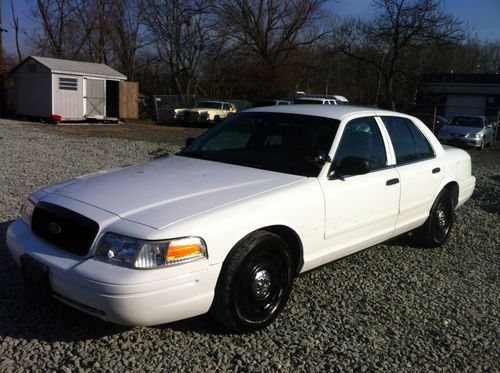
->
[295,97,328,101]
[197,100,230,104]
[243,104,404,121]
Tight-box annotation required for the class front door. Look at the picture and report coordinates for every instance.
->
[85,78,105,118]
[319,116,400,255]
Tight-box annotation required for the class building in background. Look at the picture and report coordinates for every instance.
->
[416,74,500,123]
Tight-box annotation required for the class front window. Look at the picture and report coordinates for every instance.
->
[196,101,222,109]
[332,117,387,171]
[180,113,340,177]
[449,116,484,128]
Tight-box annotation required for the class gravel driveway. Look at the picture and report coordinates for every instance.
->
[0,120,498,372]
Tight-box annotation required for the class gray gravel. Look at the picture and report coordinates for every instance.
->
[0,119,498,372]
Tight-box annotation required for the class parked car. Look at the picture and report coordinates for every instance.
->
[294,95,349,105]
[438,115,495,150]
[252,99,291,107]
[174,101,237,123]
[7,106,475,332]
[294,93,349,106]
[410,112,448,135]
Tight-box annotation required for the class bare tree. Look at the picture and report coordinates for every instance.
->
[214,0,328,71]
[340,0,465,109]
[30,0,102,60]
[10,0,22,63]
[108,0,147,81]
[144,0,212,96]
[74,0,109,63]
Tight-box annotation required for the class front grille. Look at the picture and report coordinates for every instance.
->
[188,111,199,120]
[31,202,99,256]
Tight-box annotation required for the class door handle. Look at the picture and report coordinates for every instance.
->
[386,178,399,186]
[432,167,441,174]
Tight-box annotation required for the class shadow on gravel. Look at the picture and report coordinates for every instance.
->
[491,175,500,183]
[382,233,422,248]
[482,203,500,214]
[0,220,131,343]
[154,314,229,335]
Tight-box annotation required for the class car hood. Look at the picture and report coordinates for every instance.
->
[441,125,482,135]
[48,156,304,229]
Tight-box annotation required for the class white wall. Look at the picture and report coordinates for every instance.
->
[53,74,85,119]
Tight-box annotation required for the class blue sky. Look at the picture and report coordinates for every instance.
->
[1,0,499,56]
[334,0,500,42]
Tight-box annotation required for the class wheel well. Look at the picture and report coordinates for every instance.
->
[443,181,459,208]
[261,225,303,274]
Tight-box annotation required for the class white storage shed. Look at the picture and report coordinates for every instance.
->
[12,56,129,121]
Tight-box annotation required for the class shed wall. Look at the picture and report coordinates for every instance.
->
[14,61,52,117]
[53,74,84,119]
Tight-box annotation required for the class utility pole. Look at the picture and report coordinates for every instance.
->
[0,0,4,75]
[0,0,8,116]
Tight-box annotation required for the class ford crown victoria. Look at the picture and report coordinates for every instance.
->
[7,106,475,331]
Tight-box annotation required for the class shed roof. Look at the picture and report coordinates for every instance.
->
[18,56,127,80]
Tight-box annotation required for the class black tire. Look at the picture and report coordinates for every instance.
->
[412,189,454,248]
[211,230,294,332]
[213,115,221,123]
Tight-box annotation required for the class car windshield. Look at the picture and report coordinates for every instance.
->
[180,112,340,177]
[196,101,222,109]
[449,116,484,128]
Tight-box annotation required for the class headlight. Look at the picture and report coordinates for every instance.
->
[20,199,35,226]
[466,133,481,138]
[95,233,207,269]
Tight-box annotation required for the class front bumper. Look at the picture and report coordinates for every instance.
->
[6,219,221,326]
[438,135,483,147]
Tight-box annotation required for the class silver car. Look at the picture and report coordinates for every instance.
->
[438,115,495,150]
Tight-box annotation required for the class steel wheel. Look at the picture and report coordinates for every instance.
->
[432,199,452,243]
[234,246,289,324]
[211,231,294,332]
[413,189,454,248]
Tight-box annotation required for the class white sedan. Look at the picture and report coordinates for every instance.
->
[7,106,475,332]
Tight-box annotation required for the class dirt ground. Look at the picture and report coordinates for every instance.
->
[24,120,207,146]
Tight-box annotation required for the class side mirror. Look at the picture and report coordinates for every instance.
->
[185,137,196,147]
[328,156,370,179]
[314,152,331,165]
[486,124,493,128]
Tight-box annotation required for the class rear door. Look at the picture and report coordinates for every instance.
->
[379,116,444,235]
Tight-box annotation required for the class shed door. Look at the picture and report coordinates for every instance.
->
[85,78,105,118]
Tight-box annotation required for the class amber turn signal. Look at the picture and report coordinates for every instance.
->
[167,244,202,261]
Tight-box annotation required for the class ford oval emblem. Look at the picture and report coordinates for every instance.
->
[48,222,62,234]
